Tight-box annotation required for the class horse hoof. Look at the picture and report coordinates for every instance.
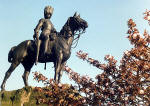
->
[1,89,5,91]
[1,86,5,91]
[35,62,38,65]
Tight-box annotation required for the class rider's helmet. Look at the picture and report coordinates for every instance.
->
[44,6,54,19]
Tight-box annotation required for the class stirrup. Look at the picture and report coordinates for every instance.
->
[44,62,46,70]
[35,56,38,65]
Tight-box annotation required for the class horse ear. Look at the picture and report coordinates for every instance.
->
[78,14,80,17]
[73,12,77,17]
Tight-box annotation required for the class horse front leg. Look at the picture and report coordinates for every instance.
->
[54,51,63,83]
[54,62,62,83]
[58,62,66,83]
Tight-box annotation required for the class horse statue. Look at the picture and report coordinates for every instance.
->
[1,12,88,91]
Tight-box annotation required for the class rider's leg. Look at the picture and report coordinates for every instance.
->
[44,38,49,55]
[42,35,49,56]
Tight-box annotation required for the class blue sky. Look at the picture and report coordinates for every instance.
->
[0,0,150,91]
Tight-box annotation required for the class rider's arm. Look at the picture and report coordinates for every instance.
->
[34,18,44,39]
[51,23,57,34]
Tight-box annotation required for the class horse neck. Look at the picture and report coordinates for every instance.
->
[59,33,74,48]
[66,36,74,47]
[60,25,74,47]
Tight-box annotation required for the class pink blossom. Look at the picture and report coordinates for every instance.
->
[58,83,62,87]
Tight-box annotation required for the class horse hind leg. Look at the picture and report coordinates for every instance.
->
[1,61,20,91]
[22,60,34,87]
[22,71,30,86]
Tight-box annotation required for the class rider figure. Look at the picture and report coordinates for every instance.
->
[33,6,56,65]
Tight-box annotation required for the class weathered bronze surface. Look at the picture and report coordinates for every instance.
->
[1,6,88,91]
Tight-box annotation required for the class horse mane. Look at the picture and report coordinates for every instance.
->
[59,18,70,36]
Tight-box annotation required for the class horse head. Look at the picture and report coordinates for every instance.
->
[60,12,88,38]
[69,12,88,35]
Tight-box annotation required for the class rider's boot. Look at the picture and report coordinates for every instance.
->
[43,39,50,59]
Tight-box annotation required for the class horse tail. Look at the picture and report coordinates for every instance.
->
[8,46,16,63]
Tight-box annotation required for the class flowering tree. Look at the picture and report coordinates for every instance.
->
[33,11,150,105]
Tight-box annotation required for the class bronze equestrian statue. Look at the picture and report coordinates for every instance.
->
[1,9,88,91]
[33,6,57,65]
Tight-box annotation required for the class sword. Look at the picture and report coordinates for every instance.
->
[33,34,40,65]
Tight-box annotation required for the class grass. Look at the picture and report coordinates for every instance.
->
[0,86,42,106]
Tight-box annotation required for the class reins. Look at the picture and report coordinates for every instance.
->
[71,30,85,48]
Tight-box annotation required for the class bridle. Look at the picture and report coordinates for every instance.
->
[65,16,86,48]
